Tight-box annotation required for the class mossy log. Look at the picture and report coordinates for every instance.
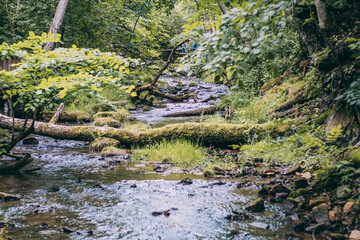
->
[164,106,217,117]
[274,91,305,112]
[0,113,297,148]
[43,111,92,122]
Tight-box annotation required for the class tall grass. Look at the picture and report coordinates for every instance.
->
[132,139,206,167]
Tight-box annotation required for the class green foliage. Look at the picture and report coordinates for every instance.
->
[180,0,296,89]
[0,33,136,115]
[239,125,346,166]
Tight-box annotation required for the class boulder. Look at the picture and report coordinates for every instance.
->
[101,147,128,157]
[271,184,291,194]
[245,199,265,212]
[310,204,330,224]
[94,117,121,127]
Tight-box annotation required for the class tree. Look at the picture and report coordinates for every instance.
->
[44,0,70,51]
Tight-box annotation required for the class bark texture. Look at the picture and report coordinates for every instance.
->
[44,0,70,51]
[0,113,296,148]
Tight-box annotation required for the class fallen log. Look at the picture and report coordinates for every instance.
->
[0,153,33,173]
[43,111,93,122]
[164,106,217,117]
[152,90,197,102]
[0,113,298,148]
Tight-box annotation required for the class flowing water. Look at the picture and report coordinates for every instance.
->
[0,76,302,239]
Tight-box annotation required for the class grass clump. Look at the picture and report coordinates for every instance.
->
[122,122,151,130]
[132,139,206,167]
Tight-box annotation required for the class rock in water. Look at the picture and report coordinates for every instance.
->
[23,137,39,145]
[245,199,265,212]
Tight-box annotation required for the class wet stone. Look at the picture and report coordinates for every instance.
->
[22,137,39,145]
[245,198,265,212]
[249,222,269,229]
[48,185,60,192]
[178,178,193,185]
[343,201,355,213]
[271,184,291,194]
[130,184,137,188]
[40,223,49,229]
[225,211,250,221]
[328,207,342,222]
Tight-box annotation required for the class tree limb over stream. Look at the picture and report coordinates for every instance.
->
[0,113,298,148]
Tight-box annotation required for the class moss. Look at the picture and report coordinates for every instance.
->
[122,122,151,130]
[94,109,135,122]
[289,188,311,198]
[142,106,150,111]
[285,198,298,205]
[94,117,121,127]
[260,77,283,92]
[90,137,120,152]
[101,146,128,156]
[189,82,197,87]
[203,168,215,177]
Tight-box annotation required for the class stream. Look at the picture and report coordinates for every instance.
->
[0,76,305,239]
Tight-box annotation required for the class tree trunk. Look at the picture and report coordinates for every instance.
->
[44,0,70,51]
[0,113,296,148]
[315,0,327,30]
[216,0,228,15]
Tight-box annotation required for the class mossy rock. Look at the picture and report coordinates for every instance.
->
[349,148,360,166]
[94,117,121,127]
[90,137,120,152]
[289,188,311,198]
[189,82,197,87]
[143,106,150,111]
[154,104,167,108]
[245,198,265,212]
[101,146,128,157]
[203,167,215,177]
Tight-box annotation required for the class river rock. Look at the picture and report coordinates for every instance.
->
[101,147,128,157]
[245,198,265,212]
[226,211,250,221]
[343,201,355,213]
[23,137,39,145]
[249,222,269,229]
[310,204,330,224]
[336,185,352,199]
[350,230,360,240]
[0,192,20,202]
[270,184,290,194]
[329,207,342,222]
[293,179,308,189]
[309,195,330,208]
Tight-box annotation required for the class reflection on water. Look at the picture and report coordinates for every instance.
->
[0,136,298,239]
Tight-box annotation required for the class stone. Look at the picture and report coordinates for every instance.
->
[249,222,269,229]
[328,207,342,222]
[289,188,311,198]
[22,137,39,145]
[101,147,128,157]
[293,178,308,189]
[350,230,360,240]
[0,192,20,202]
[302,172,312,180]
[48,185,60,192]
[245,199,265,212]
[343,201,355,213]
[271,184,291,194]
[225,211,250,221]
[336,185,352,199]
[310,204,330,224]
[330,233,347,240]
[309,195,330,208]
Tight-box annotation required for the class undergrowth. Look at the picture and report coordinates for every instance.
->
[132,139,206,167]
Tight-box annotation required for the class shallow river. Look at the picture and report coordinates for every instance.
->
[0,77,304,239]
